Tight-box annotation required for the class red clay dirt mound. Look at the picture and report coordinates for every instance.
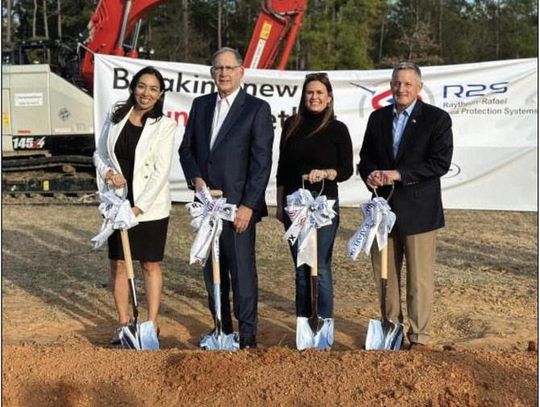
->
[3,344,537,406]
[2,204,538,405]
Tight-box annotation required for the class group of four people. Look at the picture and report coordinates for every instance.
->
[94,47,453,350]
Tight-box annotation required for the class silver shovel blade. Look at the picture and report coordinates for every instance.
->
[365,318,404,350]
[120,321,159,351]
[199,282,240,351]
[296,317,334,350]
[200,331,240,351]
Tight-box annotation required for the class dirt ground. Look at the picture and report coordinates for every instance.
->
[2,200,538,406]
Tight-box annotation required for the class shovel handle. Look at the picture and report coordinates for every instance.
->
[120,229,139,322]
[211,239,220,285]
[310,231,320,332]
[210,189,223,285]
[301,173,320,278]
[380,243,388,281]
[120,229,135,280]
[311,230,318,277]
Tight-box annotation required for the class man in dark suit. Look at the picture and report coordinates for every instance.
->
[359,62,453,349]
[179,47,274,349]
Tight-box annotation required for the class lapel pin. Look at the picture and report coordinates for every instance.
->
[412,119,416,124]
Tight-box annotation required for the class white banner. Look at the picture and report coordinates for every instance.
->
[94,55,537,211]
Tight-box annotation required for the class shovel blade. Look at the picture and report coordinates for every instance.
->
[296,317,334,350]
[365,318,403,350]
[200,281,240,351]
[120,321,159,351]
[200,331,239,351]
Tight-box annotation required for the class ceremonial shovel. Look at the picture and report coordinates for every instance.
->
[346,183,401,350]
[199,190,239,351]
[118,229,159,350]
[295,230,334,350]
[365,240,404,350]
[295,176,334,350]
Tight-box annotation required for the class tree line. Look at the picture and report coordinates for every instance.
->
[2,0,537,70]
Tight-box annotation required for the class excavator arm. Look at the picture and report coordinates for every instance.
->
[244,0,308,70]
[81,0,170,91]
[82,0,307,90]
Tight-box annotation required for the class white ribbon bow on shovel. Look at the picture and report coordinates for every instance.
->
[284,188,336,267]
[91,190,139,249]
[349,186,404,350]
[186,187,237,266]
[347,188,396,260]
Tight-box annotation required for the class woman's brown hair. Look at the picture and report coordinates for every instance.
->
[284,72,335,140]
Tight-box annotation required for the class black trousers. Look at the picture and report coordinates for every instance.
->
[203,220,258,338]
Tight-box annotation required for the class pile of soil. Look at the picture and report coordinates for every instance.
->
[2,203,537,405]
[4,344,536,406]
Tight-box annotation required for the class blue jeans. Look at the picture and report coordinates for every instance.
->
[283,200,339,319]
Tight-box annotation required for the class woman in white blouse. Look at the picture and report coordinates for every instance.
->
[94,66,177,345]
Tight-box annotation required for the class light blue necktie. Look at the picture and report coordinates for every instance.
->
[392,110,409,158]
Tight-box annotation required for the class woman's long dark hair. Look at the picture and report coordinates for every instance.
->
[284,72,335,140]
[111,66,166,124]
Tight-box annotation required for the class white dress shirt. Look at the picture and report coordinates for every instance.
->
[209,87,241,149]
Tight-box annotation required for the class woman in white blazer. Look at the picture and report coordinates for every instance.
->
[94,66,177,345]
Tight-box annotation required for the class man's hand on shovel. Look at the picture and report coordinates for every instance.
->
[192,176,207,192]
[367,170,401,189]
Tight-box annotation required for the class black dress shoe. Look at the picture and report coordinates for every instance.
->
[239,335,257,349]
[109,325,127,346]
[109,327,122,346]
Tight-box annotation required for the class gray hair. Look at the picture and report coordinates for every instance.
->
[392,61,422,82]
[211,47,243,66]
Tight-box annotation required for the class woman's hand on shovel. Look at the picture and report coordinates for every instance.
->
[106,170,126,188]
[306,169,328,184]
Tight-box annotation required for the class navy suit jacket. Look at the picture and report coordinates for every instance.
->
[179,89,275,220]
[359,100,453,235]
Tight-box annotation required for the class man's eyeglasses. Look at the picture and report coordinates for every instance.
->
[211,65,242,73]
[305,72,329,80]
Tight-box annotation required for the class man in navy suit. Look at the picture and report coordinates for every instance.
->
[359,62,453,349]
[179,47,274,349]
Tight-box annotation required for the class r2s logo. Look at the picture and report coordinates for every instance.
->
[12,137,46,150]
[443,82,508,98]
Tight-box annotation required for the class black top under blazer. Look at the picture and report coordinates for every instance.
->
[179,89,275,221]
[359,100,453,236]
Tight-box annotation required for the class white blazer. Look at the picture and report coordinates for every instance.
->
[94,107,177,222]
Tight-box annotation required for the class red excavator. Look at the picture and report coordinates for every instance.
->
[2,0,308,194]
[81,0,307,90]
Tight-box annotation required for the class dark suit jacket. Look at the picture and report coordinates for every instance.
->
[359,100,453,235]
[179,89,275,221]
